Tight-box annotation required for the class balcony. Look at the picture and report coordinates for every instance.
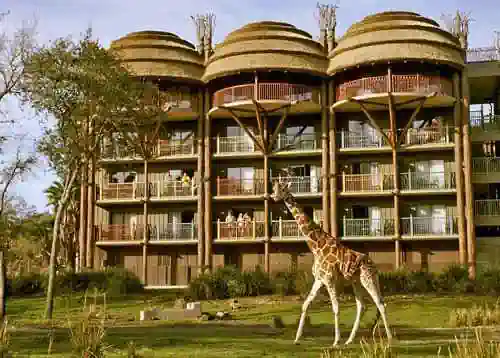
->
[100,182,146,201]
[150,180,197,200]
[334,74,454,112]
[341,218,395,240]
[215,220,265,241]
[470,112,500,141]
[475,199,500,226]
[149,223,197,242]
[215,177,265,198]
[467,47,500,63]
[472,158,500,183]
[210,83,321,117]
[273,133,321,154]
[96,224,144,243]
[401,216,458,239]
[337,130,390,151]
[101,138,196,162]
[214,136,258,156]
[400,171,456,193]
[271,176,321,196]
[403,127,452,147]
[340,173,394,195]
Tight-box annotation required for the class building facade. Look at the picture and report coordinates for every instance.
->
[90,11,500,287]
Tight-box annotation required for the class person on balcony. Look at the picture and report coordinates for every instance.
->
[225,210,235,224]
[181,171,191,187]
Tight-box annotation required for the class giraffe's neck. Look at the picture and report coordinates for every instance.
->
[282,190,322,241]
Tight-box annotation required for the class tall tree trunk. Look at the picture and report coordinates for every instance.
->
[142,159,149,285]
[86,155,95,269]
[46,170,78,320]
[0,249,6,321]
[78,158,88,270]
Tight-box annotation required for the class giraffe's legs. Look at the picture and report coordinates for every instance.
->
[294,278,322,345]
[324,281,341,347]
[360,272,392,342]
[345,281,366,345]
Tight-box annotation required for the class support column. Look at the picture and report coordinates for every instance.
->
[204,90,213,271]
[388,68,401,269]
[328,81,338,238]
[453,73,467,265]
[263,114,271,273]
[196,89,205,273]
[321,81,330,233]
[79,158,88,270]
[142,158,149,286]
[86,153,96,269]
[461,68,476,279]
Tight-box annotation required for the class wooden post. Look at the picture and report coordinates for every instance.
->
[461,68,476,279]
[79,157,88,270]
[388,67,401,269]
[204,89,213,271]
[196,89,205,273]
[86,153,96,269]
[328,81,338,238]
[453,73,467,265]
[321,81,330,233]
[142,158,149,286]
[264,114,271,273]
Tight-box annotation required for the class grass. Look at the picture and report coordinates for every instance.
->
[3,292,500,357]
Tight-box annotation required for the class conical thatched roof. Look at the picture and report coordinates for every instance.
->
[203,21,328,82]
[110,30,204,83]
[328,11,465,75]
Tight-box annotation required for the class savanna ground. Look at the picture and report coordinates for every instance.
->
[4,291,500,357]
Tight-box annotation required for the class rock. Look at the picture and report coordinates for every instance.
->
[271,315,285,329]
[199,312,215,321]
[173,298,186,309]
[215,311,232,320]
[230,299,241,311]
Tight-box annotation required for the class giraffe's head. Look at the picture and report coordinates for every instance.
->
[271,170,292,202]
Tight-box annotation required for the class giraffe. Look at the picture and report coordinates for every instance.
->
[271,175,392,346]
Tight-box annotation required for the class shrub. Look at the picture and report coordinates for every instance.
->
[435,265,472,293]
[7,272,45,297]
[475,267,500,295]
[449,301,500,327]
[272,271,297,296]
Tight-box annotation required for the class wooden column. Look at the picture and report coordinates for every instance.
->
[388,68,401,269]
[453,73,467,265]
[328,81,339,238]
[461,68,476,279]
[78,159,88,270]
[204,89,213,271]
[320,81,330,233]
[263,112,271,273]
[142,157,149,285]
[86,153,96,269]
[196,89,205,273]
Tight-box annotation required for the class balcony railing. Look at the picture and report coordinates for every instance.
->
[401,216,458,237]
[101,182,146,200]
[274,133,320,151]
[157,139,196,157]
[215,136,256,154]
[342,218,395,237]
[150,223,197,241]
[400,171,456,191]
[150,180,197,199]
[215,220,265,240]
[467,47,500,63]
[475,199,500,217]
[336,74,453,101]
[470,111,500,130]
[473,157,500,175]
[341,173,394,193]
[97,224,144,241]
[213,83,317,106]
[403,126,451,145]
[216,177,265,196]
[271,176,321,194]
[337,130,389,149]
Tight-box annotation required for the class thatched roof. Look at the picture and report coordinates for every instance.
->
[328,11,465,75]
[110,31,204,83]
[203,21,328,82]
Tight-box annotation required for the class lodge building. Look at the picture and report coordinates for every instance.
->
[88,10,500,287]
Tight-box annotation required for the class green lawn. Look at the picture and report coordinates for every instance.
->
[4,292,500,357]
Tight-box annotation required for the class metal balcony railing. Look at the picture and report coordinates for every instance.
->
[466,47,500,63]
[215,136,256,154]
[156,139,196,157]
[336,74,453,101]
[150,180,197,199]
[403,126,452,145]
[337,130,390,149]
[475,199,500,217]
[270,176,321,194]
[97,224,144,241]
[150,223,197,241]
[401,216,458,237]
[213,83,318,106]
[400,171,456,191]
[216,177,265,196]
[215,220,265,240]
[342,218,395,237]
[101,182,146,200]
[274,133,320,151]
[473,157,500,175]
[470,111,500,130]
[341,173,394,193]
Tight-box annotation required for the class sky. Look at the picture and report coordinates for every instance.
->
[1,0,498,211]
